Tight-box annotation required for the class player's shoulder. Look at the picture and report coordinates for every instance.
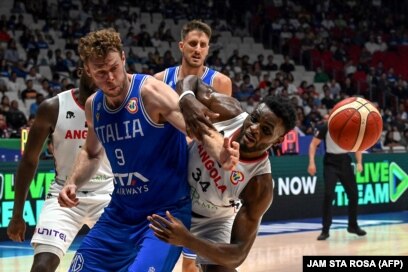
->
[213,70,231,82]
[241,172,273,203]
[85,92,98,107]
[142,75,170,93]
[39,94,59,112]
[212,71,232,95]
[33,95,59,125]
[153,70,166,81]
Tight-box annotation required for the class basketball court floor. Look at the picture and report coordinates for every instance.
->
[1,211,407,271]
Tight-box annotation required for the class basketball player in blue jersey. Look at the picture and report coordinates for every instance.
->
[148,75,297,272]
[154,20,232,96]
[154,19,232,272]
[7,68,114,272]
[57,28,239,272]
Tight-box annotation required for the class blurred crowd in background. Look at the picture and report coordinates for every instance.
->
[0,0,407,152]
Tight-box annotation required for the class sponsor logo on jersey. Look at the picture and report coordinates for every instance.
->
[66,111,75,118]
[230,170,245,185]
[35,227,67,242]
[70,253,84,272]
[126,98,138,114]
[191,187,219,211]
[113,171,150,195]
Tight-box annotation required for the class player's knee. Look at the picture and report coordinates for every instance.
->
[31,253,60,272]
[31,262,58,272]
[182,257,199,272]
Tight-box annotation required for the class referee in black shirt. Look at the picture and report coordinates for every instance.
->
[308,123,367,240]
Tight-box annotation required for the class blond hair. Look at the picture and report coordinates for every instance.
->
[78,28,123,63]
[181,20,212,41]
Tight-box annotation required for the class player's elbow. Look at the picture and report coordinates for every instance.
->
[224,251,250,268]
[227,257,246,268]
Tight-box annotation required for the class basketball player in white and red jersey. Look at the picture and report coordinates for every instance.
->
[7,68,114,272]
[148,75,297,272]
[154,20,231,96]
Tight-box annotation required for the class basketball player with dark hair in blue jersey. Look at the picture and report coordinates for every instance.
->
[57,28,239,272]
[154,19,232,96]
[154,19,232,272]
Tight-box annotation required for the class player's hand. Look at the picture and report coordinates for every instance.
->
[307,163,316,176]
[7,216,26,242]
[175,75,199,96]
[220,138,240,171]
[180,95,219,141]
[58,184,79,207]
[147,211,190,247]
[356,162,363,173]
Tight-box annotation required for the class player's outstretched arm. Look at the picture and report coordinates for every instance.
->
[7,97,58,242]
[142,77,239,169]
[176,75,242,125]
[58,94,104,208]
[148,173,273,268]
[153,70,165,81]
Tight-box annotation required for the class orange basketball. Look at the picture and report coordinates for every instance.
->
[328,97,383,151]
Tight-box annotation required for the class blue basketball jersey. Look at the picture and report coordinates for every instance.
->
[163,65,218,89]
[92,74,189,216]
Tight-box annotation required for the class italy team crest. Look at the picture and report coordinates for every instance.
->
[126,98,138,114]
[230,170,244,185]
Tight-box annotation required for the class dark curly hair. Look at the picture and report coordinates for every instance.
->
[262,95,297,133]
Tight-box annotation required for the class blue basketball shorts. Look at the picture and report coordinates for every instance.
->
[68,198,192,272]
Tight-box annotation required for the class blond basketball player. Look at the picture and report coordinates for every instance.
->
[57,28,238,272]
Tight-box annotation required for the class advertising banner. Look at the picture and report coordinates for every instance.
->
[0,161,55,240]
[265,153,408,221]
[0,154,407,240]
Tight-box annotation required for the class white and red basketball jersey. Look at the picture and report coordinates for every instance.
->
[50,89,113,193]
[188,112,271,218]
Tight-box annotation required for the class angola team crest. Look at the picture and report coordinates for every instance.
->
[230,170,245,185]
